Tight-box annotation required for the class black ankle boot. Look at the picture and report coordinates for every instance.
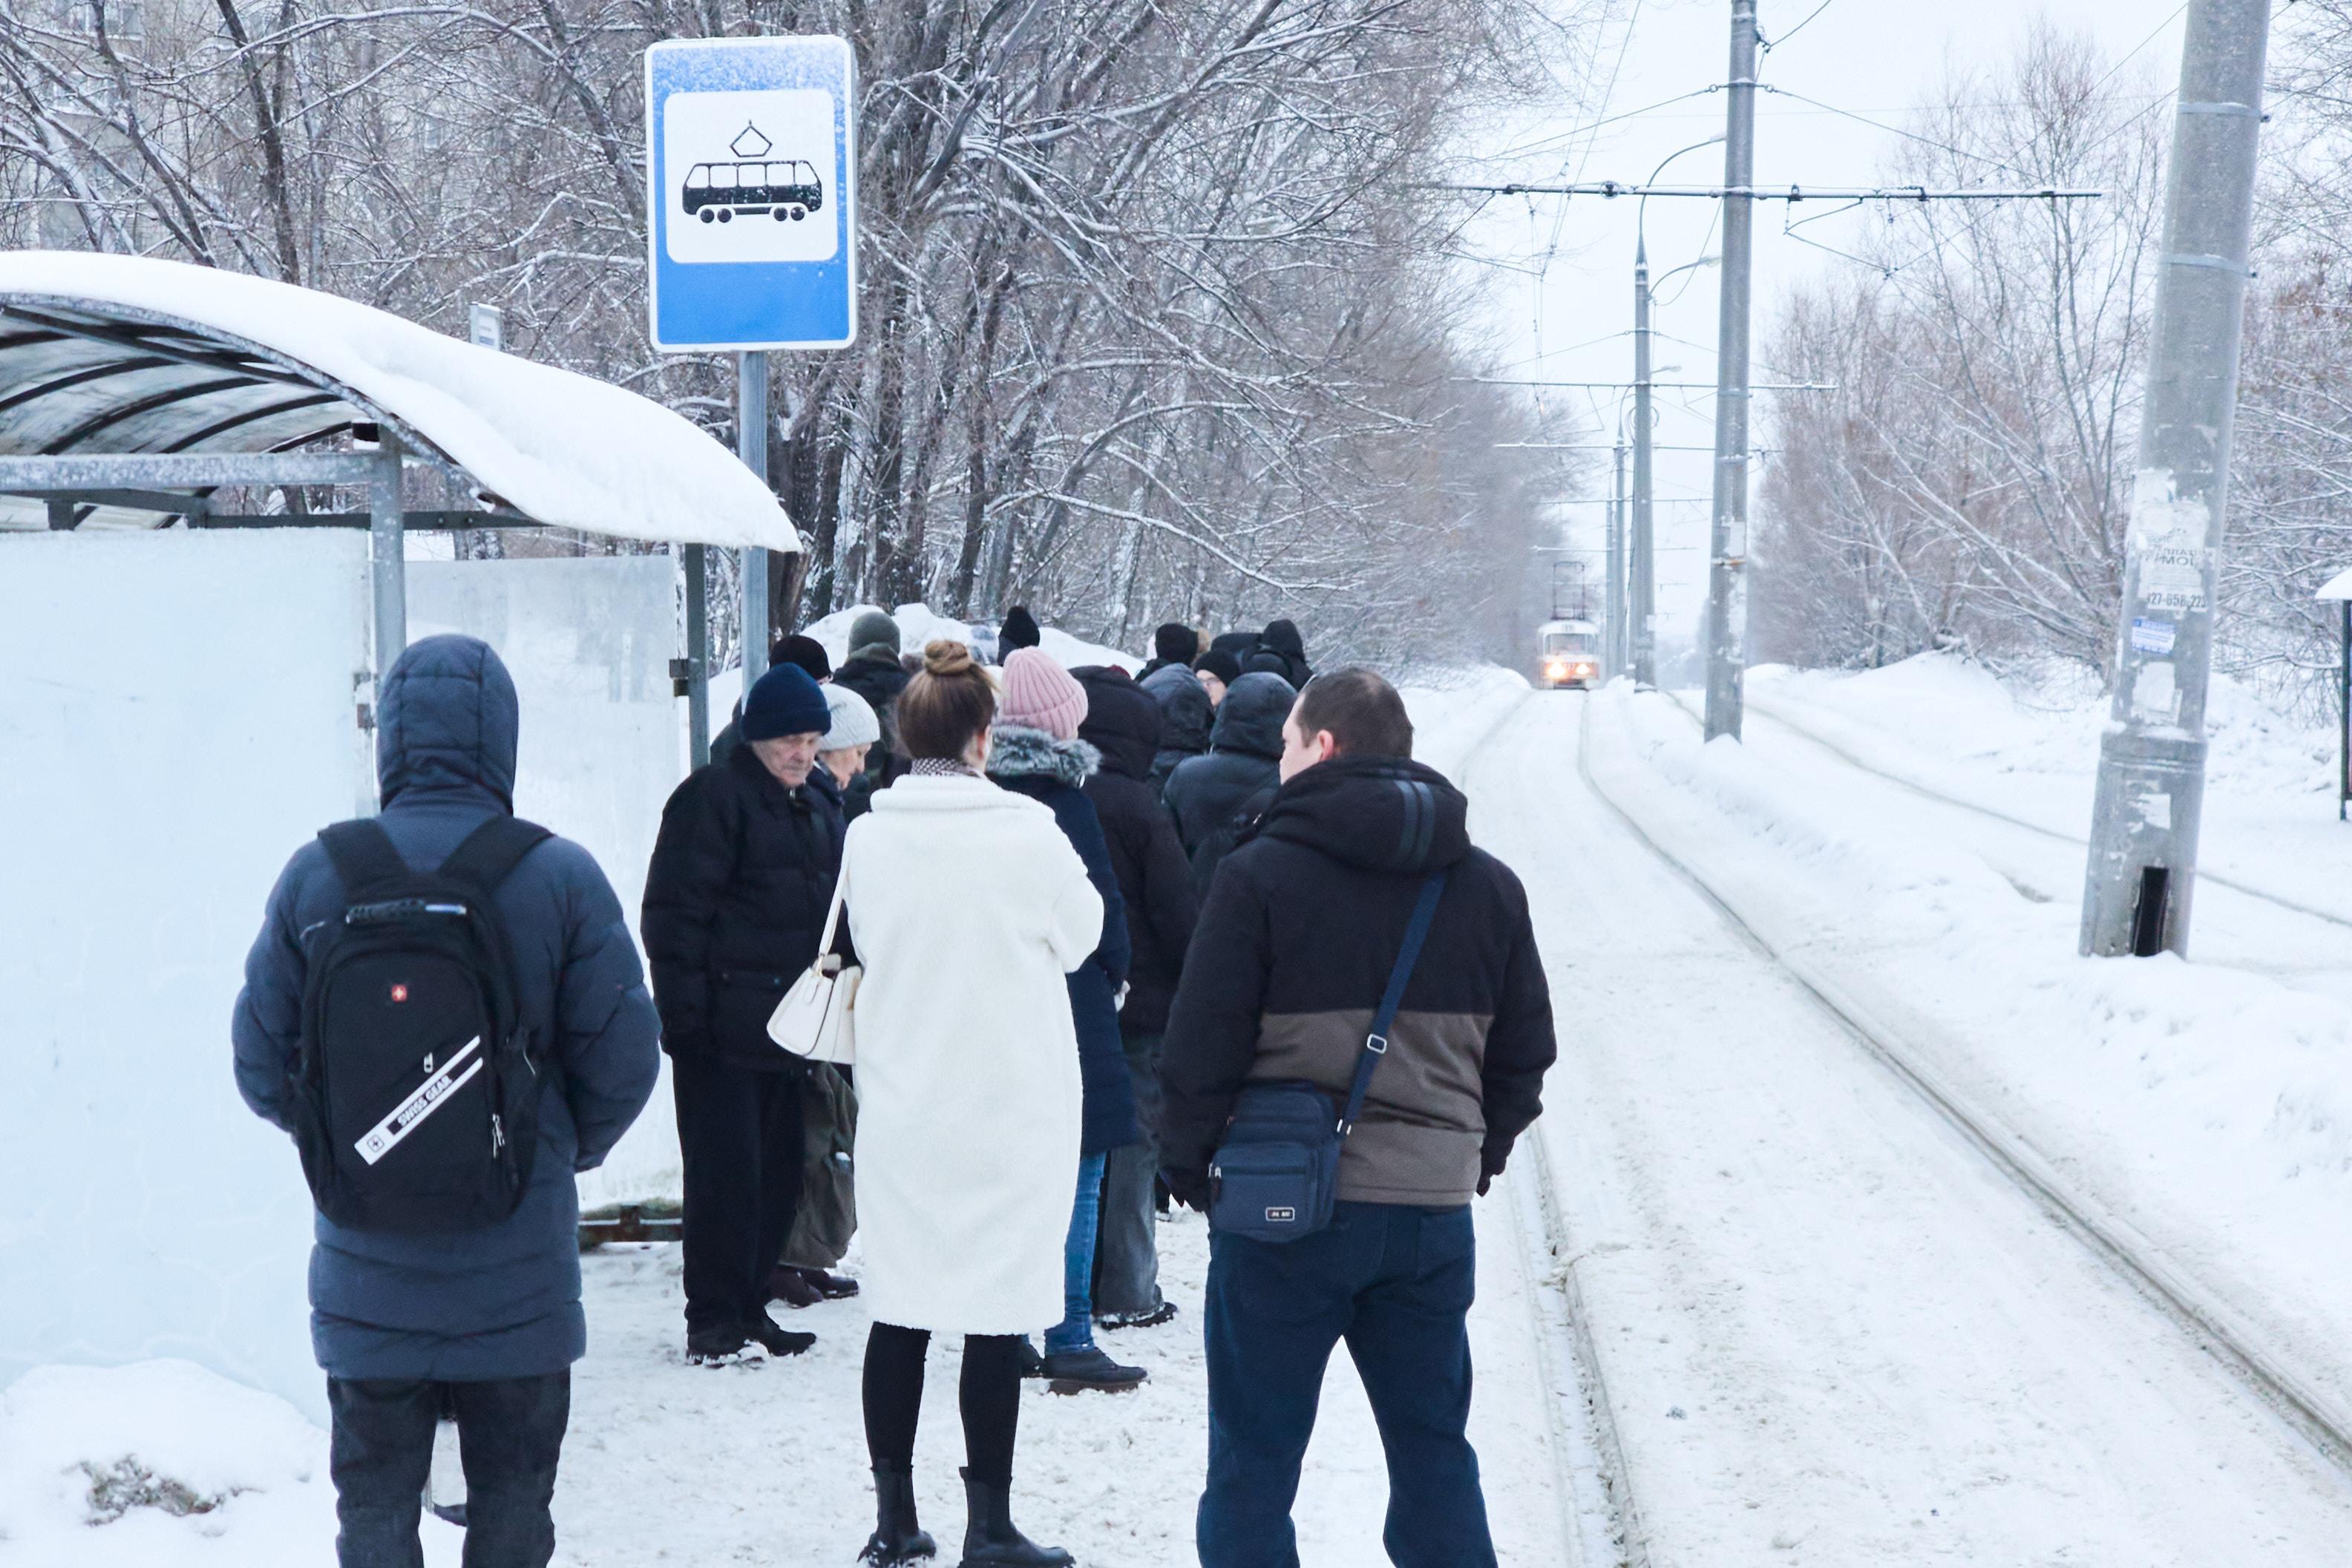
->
[956,1467,1072,1567]
[859,1468,936,1566]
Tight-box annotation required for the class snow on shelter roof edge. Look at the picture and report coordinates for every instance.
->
[0,251,797,553]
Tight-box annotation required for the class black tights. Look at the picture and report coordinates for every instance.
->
[862,1322,1024,1486]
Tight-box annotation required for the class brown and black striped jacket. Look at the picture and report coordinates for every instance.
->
[1159,754,1556,1207]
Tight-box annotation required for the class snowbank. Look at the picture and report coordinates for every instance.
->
[0,1360,459,1566]
[1748,654,2346,911]
[1399,664,1532,781]
[0,252,796,554]
[802,603,1141,672]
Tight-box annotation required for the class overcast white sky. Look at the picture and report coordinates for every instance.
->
[1458,0,2190,636]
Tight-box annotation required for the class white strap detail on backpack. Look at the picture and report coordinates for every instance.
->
[768,878,859,1066]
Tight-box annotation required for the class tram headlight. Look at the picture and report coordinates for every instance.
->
[1544,660,1568,682]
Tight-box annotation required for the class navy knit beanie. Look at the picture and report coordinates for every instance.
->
[741,663,832,741]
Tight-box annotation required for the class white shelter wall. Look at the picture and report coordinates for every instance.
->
[0,530,374,1423]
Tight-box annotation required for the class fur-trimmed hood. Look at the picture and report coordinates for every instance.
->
[986,724,1101,789]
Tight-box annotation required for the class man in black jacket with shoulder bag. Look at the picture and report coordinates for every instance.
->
[1159,667,1557,1568]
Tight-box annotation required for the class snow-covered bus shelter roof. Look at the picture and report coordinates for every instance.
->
[0,251,796,552]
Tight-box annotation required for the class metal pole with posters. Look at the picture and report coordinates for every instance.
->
[2080,0,2273,957]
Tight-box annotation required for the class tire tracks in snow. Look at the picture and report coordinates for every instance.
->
[1577,691,2352,1487]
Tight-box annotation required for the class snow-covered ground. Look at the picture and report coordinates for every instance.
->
[1579,661,2352,1443]
[3,662,1575,1567]
[1478,689,2352,1562]
[27,645,2347,1565]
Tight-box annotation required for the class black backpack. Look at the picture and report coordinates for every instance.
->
[289,815,551,1233]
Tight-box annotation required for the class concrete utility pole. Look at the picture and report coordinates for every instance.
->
[1631,240,1657,686]
[1607,439,1628,677]
[1703,0,1758,740]
[739,350,770,692]
[2081,0,2273,957]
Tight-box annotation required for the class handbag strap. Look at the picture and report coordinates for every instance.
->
[1337,868,1449,1137]
[813,879,847,970]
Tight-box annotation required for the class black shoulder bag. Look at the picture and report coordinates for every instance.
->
[1208,869,1448,1242]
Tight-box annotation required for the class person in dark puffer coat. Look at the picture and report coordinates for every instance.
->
[1206,629,1259,668]
[1162,669,1295,899]
[1137,623,1200,681]
[1072,666,1197,1327]
[642,663,845,1365]
[232,634,661,1568]
[832,611,912,797]
[1248,618,1313,689]
[1139,661,1213,797]
[986,650,1147,1394]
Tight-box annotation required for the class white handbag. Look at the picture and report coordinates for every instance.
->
[767,888,859,1066]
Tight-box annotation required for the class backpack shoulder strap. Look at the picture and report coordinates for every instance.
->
[1337,868,1449,1137]
[318,820,412,897]
[439,815,554,897]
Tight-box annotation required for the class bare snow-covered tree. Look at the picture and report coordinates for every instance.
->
[0,0,1597,667]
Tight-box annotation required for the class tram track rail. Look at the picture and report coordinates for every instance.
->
[1453,690,1641,1568]
[1572,690,2352,1486]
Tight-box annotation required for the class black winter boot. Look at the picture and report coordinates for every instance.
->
[859,1469,936,1567]
[956,1468,1072,1567]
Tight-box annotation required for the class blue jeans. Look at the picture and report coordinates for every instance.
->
[1044,1151,1109,1354]
[1197,1202,1494,1568]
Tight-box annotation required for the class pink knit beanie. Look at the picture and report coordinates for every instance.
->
[998,647,1089,741]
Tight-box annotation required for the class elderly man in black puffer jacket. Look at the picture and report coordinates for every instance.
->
[233,634,661,1568]
[1073,666,1199,1329]
[642,663,845,1365]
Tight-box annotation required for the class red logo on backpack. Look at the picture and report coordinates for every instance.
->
[390,983,410,1003]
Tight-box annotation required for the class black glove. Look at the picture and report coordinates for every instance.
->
[1161,1165,1211,1213]
[1476,1147,1509,1198]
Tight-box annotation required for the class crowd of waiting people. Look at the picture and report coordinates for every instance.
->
[231,608,1556,1568]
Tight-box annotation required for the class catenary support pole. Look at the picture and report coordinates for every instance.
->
[739,350,770,692]
[1632,240,1657,687]
[685,543,711,770]
[1703,0,1758,740]
[369,433,405,699]
[2080,0,2273,957]
[1607,439,1628,678]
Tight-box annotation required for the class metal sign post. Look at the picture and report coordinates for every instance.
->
[646,33,857,756]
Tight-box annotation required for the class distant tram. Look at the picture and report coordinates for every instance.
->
[684,160,825,223]
[1536,619,1599,689]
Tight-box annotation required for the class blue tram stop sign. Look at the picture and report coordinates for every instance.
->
[645,35,858,351]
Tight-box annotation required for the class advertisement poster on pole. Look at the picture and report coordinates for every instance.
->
[645,35,857,351]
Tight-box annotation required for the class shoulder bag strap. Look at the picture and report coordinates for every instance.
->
[1337,867,1449,1137]
[318,819,411,896]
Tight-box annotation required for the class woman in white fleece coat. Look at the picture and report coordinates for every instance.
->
[840,638,1101,1568]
